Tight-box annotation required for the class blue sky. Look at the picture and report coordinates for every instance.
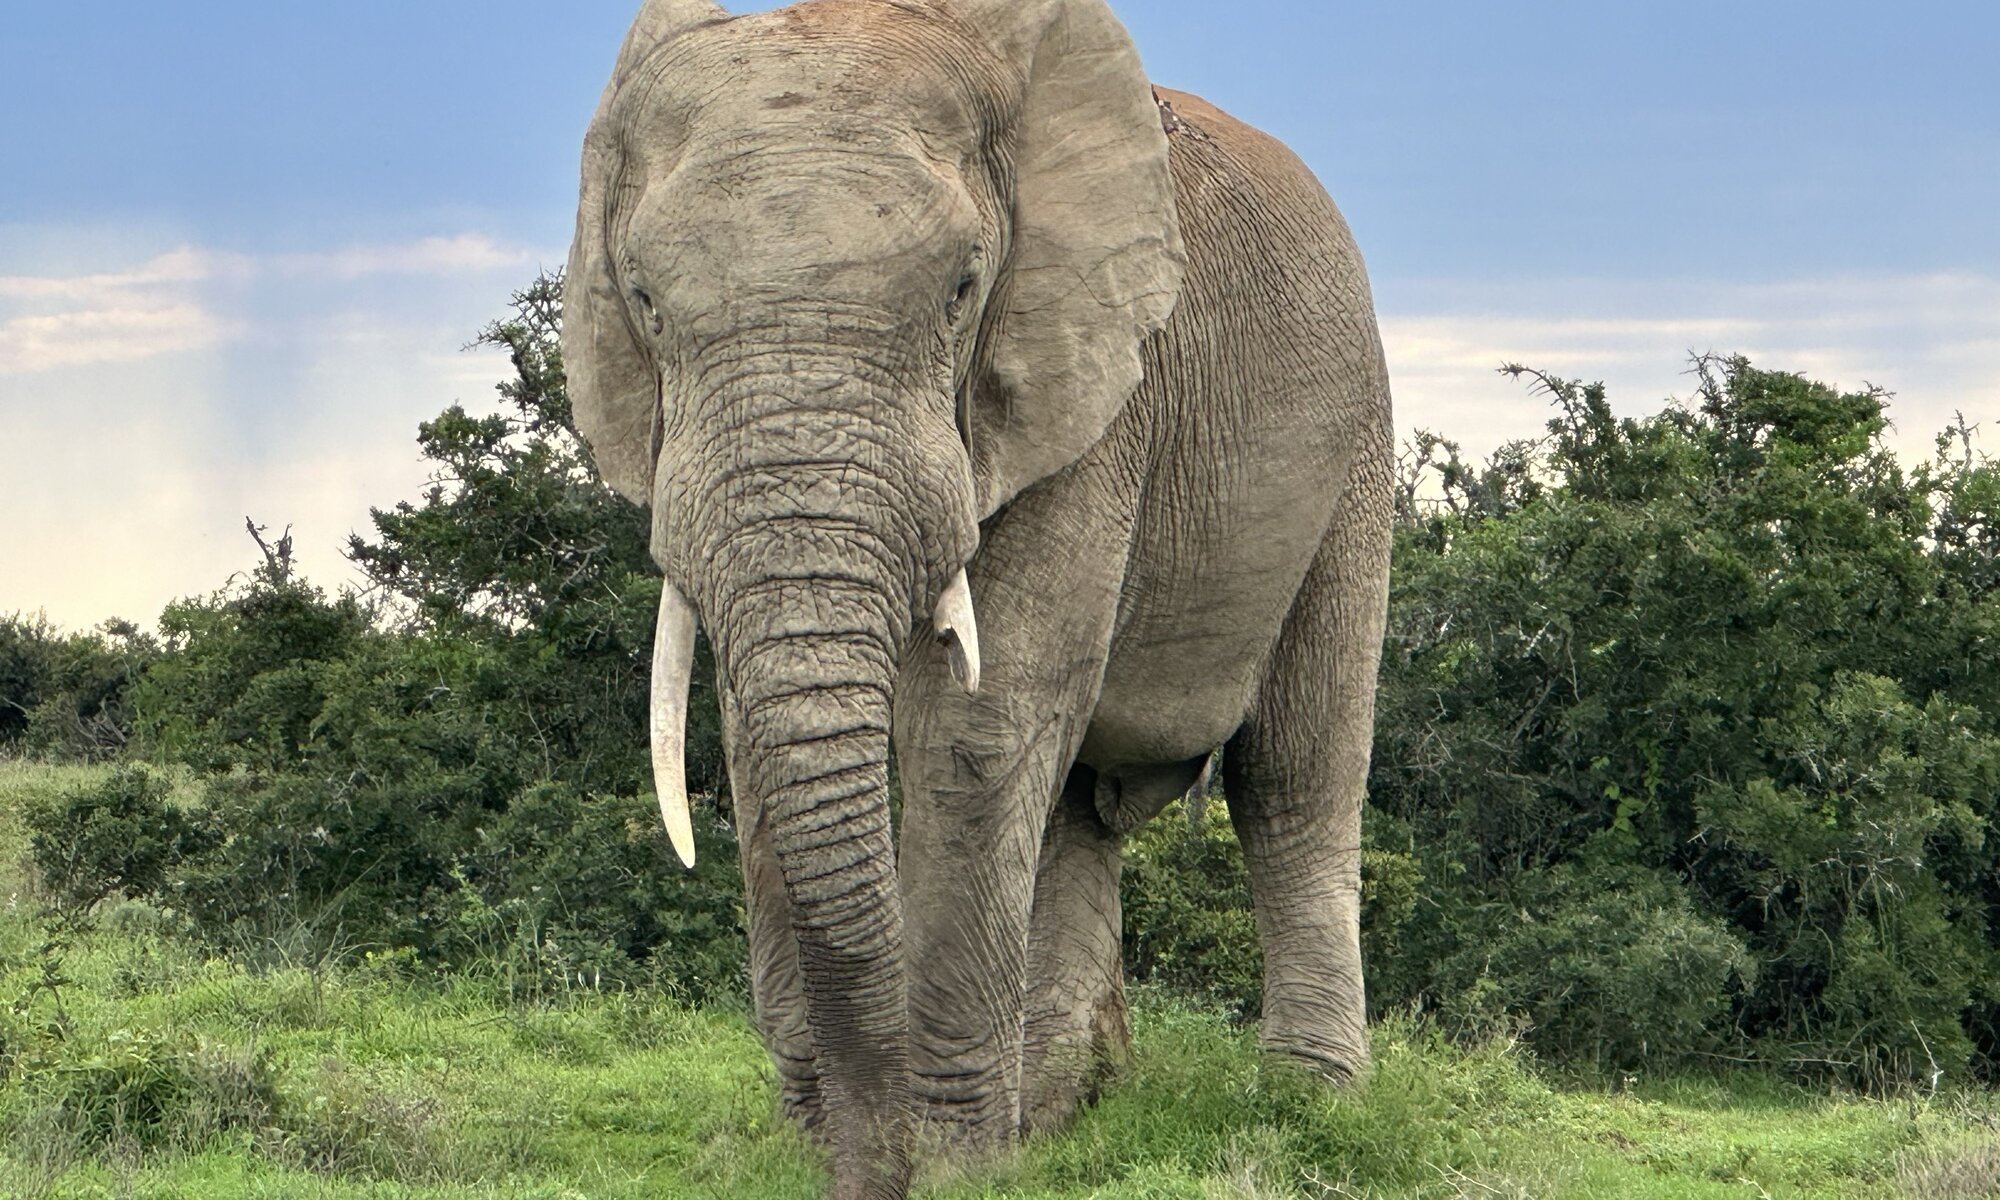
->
[4,1,1997,627]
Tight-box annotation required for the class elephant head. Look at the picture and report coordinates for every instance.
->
[564,0,1182,1188]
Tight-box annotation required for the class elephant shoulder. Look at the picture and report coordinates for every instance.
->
[1151,88,1333,200]
[1149,86,1356,257]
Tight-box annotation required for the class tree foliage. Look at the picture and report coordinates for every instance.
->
[88,277,744,998]
[1360,358,2000,1083]
[24,765,201,920]
[15,273,1997,1085]
[0,615,155,759]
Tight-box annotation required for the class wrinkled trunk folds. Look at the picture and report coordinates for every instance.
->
[646,334,977,1196]
[717,561,912,1195]
[688,409,932,1196]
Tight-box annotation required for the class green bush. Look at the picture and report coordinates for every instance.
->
[1441,865,1756,1069]
[1119,796,1430,1025]
[274,1057,446,1180]
[442,784,746,1004]
[8,1027,280,1152]
[0,615,154,760]
[23,766,201,918]
[128,577,375,774]
[114,567,747,989]
[1366,358,2000,1084]
[1121,801,1262,1019]
[163,770,485,969]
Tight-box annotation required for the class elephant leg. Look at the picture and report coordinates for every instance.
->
[1222,476,1390,1083]
[1020,764,1128,1137]
[895,470,1130,1152]
[731,779,822,1129]
[896,625,1104,1150]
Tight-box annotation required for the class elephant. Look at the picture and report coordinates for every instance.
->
[563,0,1392,1195]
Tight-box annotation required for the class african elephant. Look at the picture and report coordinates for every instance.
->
[564,0,1391,1194]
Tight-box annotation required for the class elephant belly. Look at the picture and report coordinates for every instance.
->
[1077,419,1345,777]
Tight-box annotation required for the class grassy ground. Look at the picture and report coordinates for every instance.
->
[2,761,1995,1199]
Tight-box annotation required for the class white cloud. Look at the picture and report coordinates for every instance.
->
[272,234,536,280]
[0,303,238,373]
[1381,272,2000,462]
[0,235,539,377]
[0,246,230,301]
[0,232,535,630]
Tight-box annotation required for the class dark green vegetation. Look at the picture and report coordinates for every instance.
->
[4,278,1998,1194]
[1367,363,2000,1085]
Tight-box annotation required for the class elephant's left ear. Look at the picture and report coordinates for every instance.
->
[949,0,1187,518]
[566,0,726,506]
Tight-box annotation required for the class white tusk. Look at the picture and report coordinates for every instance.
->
[651,579,699,868]
[932,567,981,694]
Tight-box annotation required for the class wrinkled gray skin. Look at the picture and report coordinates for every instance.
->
[566,1,1391,1195]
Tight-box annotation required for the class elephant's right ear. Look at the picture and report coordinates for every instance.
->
[948,0,1186,518]
[566,0,727,506]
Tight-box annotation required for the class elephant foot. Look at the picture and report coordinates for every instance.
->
[820,1098,914,1200]
[828,1167,910,1200]
[1256,973,1370,1090]
[912,1068,1021,1160]
[1020,982,1130,1136]
[781,1080,826,1137]
[826,1155,911,1200]
[1260,1030,1369,1088]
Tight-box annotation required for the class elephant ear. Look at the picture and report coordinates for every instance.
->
[949,0,1186,517]
[565,0,726,505]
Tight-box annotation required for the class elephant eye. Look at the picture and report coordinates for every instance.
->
[946,272,977,324]
[631,285,664,336]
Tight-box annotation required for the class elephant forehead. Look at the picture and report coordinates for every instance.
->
[632,1,1001,150]
[634,142,976,306]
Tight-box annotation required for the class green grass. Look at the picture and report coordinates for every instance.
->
[2,761,1995,1199]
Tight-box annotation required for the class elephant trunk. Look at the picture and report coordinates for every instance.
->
[722,587,911,1191]
[652,376,973,1196]
[706,527,915,1194]
[648,562,977,872]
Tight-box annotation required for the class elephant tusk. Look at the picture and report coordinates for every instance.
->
[652,579,699,869]
[933,567,981,694]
